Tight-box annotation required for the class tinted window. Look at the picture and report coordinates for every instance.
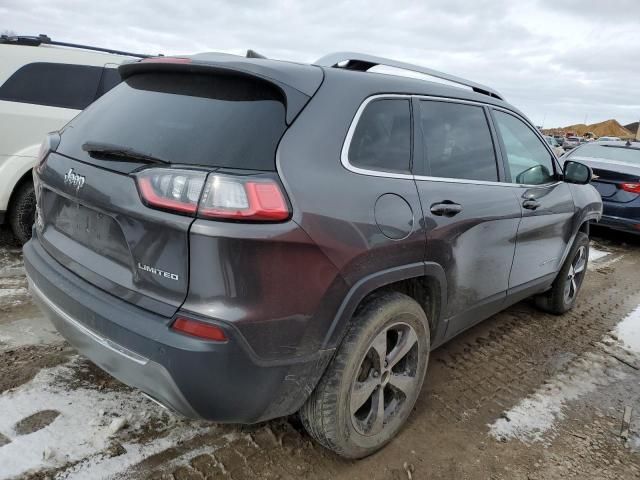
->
[0,62,102,110]
[419,100,498,181]
[348,99,411,173]
[58,72,287,171]
[494,111,555,185]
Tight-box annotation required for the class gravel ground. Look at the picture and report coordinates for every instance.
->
[0,225,639,479]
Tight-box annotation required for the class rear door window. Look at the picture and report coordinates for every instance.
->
[0,62,102,110]
[348,99,412,174]
[418,100,498,181]
[493,110,556,185]
[57,72,287,171]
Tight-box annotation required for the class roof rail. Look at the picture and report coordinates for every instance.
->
[0,34,154,58]
[315,52,503,101]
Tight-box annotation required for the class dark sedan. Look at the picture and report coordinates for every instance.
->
[564,141,640,234]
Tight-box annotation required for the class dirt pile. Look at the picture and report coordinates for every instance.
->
[625,122,639,137]
[544,119,634,138]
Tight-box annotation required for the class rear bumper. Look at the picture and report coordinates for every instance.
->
[597,215,640,234]
[24,237,333,423]
[597,200,640,234]
[28,277,200,417]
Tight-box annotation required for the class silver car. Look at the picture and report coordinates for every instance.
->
[544,135,565,157]
[563,136,581,150]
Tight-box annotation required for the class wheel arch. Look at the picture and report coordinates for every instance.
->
[8,168,34,208]
[0,155,36,217]
[322,262,447,350]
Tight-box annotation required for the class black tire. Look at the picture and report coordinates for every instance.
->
[9,181,36,245]
[300,292,430,458]
[535,232,589,315]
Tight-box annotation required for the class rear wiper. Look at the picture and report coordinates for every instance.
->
[82,141,170,164]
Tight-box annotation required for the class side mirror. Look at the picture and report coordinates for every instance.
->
[515,164,552,185]
[563,160,592,185]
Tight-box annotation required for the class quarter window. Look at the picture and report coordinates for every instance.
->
[0,62,103,110]
[348,99,411,174]
[493,111,555,185]
[419,100,498,182]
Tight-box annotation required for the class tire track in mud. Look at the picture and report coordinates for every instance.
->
[424,249,640,425]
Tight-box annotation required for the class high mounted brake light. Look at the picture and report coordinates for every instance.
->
[134,169,290,221]
[140,57,191,64]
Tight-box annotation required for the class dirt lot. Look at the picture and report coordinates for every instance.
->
[0,226,639,480]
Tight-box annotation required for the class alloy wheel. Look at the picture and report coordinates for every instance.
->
[350,322,420,436]
[564,245,587,303]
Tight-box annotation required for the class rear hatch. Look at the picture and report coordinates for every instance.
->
[35,58,322,317]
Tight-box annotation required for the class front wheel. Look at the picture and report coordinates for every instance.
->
[300,292,430,458]
[536,232,589,314]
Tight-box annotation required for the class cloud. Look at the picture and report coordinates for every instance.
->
[2,0,638,127]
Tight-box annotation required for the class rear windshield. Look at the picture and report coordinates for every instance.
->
[570,143,640,164]
[57,72,287,171]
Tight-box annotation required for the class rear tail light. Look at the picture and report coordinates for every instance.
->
[198,175,289,221]
[620,183,640,194]
[136,169,207,215]
[135,169,290,221]
[171,316,227,342]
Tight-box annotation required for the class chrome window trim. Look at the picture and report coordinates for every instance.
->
[341,94,563,189]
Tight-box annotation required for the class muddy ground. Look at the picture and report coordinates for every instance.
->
[0,225,639,479]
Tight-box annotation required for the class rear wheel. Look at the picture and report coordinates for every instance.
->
[300,292,430,458]
[9,181,36,245]
[535,232,589,314]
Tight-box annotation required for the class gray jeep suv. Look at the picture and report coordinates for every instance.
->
[24,51,602,458]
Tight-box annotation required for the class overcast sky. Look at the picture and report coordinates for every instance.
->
[3,0,639,128]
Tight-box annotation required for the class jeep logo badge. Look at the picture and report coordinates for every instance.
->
[64,168,85,192]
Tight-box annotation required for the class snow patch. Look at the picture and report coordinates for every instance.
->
[0,357,212,479]
[0,287,28,298]
[615,304,640,354]
[588,247,610,262]
[0,315,62,351]
[489,353,626,443]
[490,305,640,443]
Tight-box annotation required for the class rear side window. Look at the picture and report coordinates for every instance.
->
[419,100,498,181]
[58,72,287,171]
[493,110,555,185]
[348,99,411,174]
[0,62,102,110]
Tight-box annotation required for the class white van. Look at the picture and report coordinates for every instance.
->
[0,34,144,243]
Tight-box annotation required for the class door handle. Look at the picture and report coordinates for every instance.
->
[522,199,541,210]
[430,201,463,217]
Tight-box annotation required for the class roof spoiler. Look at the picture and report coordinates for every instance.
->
[315,51,504,100]
[119,54,324,125]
